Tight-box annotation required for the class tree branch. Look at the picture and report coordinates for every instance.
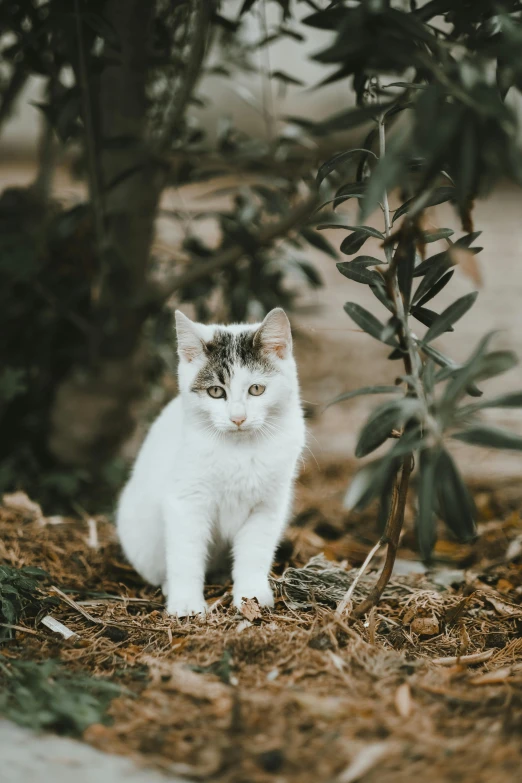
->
[155,0,213,154]
[144,189,319,309]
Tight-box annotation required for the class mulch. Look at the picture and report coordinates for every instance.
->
[1,458,522,783]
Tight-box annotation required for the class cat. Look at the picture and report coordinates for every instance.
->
[116,307,305,617]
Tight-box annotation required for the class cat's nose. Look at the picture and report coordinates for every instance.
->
[230,414,246,427]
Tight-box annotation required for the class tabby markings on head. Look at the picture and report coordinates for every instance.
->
[191,329,274,393]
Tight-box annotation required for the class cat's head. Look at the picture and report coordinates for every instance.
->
[175,308,298,437]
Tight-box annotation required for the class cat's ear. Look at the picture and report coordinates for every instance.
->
[254,308,292,359]
[175,311,205,362]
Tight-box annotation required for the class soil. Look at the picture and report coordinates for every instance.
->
[1,461,522,783]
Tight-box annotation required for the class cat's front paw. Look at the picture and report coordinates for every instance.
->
[233,580,274,610]
[166,593,208,618]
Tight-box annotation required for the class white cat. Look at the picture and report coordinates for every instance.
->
[116,307,305,617]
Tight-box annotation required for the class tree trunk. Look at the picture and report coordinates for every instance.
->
[48,0,163,467]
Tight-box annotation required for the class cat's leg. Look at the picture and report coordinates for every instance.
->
[231,493,290,610]
[163,493,211,617]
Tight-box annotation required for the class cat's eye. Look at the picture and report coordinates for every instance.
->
[207,386,226,399]
[248,384,266,396]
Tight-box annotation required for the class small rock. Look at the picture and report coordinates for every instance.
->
[411,616,439,636]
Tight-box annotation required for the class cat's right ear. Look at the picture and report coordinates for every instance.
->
[175,311,205,362]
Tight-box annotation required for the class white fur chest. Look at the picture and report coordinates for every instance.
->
[189,438,296,539]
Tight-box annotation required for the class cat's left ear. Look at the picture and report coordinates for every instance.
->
[254,308,292,359]
[175,310,205,362]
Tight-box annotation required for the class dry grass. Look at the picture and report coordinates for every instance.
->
[1,460,522,782]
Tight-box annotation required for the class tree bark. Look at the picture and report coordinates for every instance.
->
[48,1,162,466]
[48,0,216,467]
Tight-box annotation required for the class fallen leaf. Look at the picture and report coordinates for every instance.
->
[337,742,392,783]
[481,593,522,618]
[496,579,514,594]
[394,682,413,718]
[506,536,522,562]
[240,597,262,622]
[469,667,512,685]
[40,615,79,640]
[141,658,232,716]
[411,616,439,636]
[432,649,494,666]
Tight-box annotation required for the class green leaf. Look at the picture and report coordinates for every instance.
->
[435,450,476,541]
[396,238,416,306]
[410,305,454,331]
[326,385,402,410]
[387,426,425,459]
[340,231,370,254]
[442,338,517,411]
[370,281,394,313]
[340,226,384,255]
[452,426,522,451]
[422,292,478,343]
[460,391,522,414]
[316,149,377,187]
[423,228,454,243]
[355,398,420,458]
[453,231,482,249]
[337,261,381,285]
[392,187,455,224]
[338,225,385,239]
[412,256,453,305]
[344,457,397,512]
[294,259,323,288]
[332,182,367,208]
[301,227,338,259]
[270,70,305,87]
[416,270,454,307]
[351,256,383,267]
[344,302,398,346]
[417,449,438,559]
[422,359,436,395]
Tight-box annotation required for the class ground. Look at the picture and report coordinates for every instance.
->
[1,459,522,783]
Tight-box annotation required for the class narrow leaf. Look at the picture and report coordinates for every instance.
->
[344,302,398,346]
[410,305,454,331]
[344,458,394,512]
[301,228,338,258]
[355,399,420,458]
[423,229,454,243]
[316,149,376,187]
[460,391,522,414]
[452,426,522,451]
[423,292,478,343]
[325,385,402,410]
[417,449,438,559]
[337,262,380,285]
[435,450,476,541]
[412,256,454,305]
[416,270,454,307]
[370,281,394,313]
[392,187,455,224]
